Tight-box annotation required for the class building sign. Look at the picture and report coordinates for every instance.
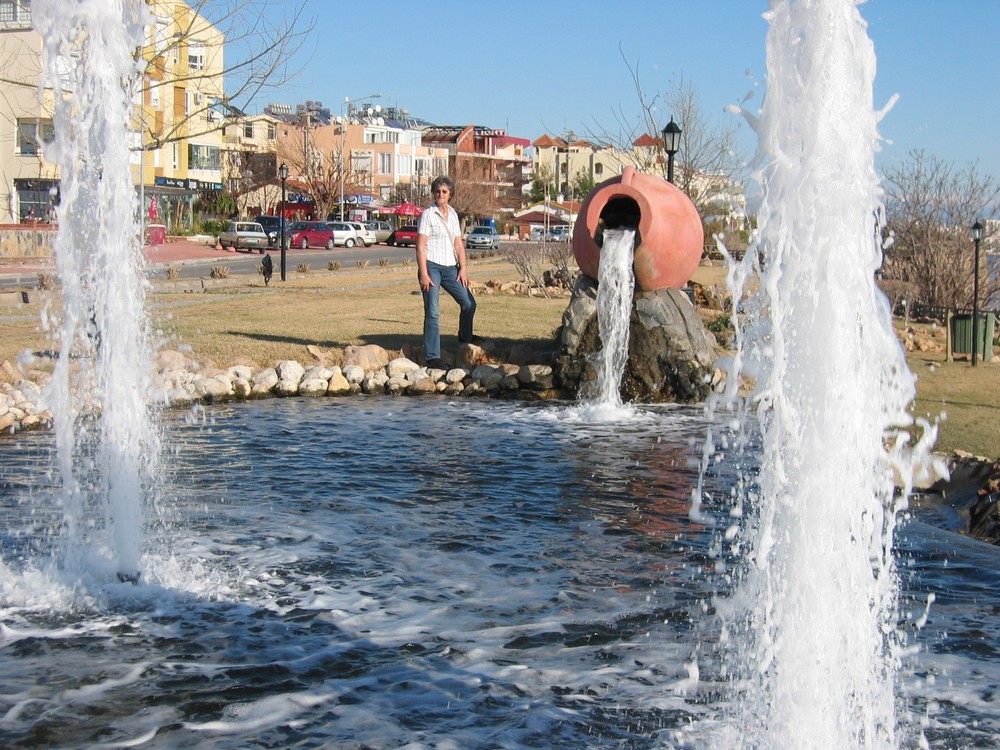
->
[346,194,377,205]
[153,176,223,191]
[475,128,506,137]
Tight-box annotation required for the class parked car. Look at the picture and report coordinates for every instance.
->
[466,225,500,250]
[386,224,419,247]
[218,221,269,253]
[254,215,291,248]
[546,226,570,242]
[289,221,335,250]
[366,220,392,244]
[325,221,360,247]
[347,221,376,247]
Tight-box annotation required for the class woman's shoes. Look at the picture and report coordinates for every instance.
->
[466,335,486,346]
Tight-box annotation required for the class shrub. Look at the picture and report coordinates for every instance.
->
[296,263,310,274]
[210,265,230,279]
[356,259,370,268]
[328,260,341,271]
[37,272,57,290]
[377,258,390,267]
[707,312,733,347]
[165,266,179,280]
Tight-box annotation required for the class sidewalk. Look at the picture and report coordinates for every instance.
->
[0,236,228,277]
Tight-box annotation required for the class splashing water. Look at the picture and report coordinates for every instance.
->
[576,229,636,422]
[34,0,160,582]
[701,1,939,747]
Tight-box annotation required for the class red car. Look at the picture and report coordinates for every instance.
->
[289,221,335,250]
[386,224,418,247]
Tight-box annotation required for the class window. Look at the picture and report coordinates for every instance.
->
[16,119,54,156]
[594,163,604,177]
[150,86,160,109]
[0,0,30,25]
[188,41,205,71]
[243,121,254,139]
[172,143,179,170]
[267,122,276,140]
[378,152,392,175]
[188,143,221,171]
[153,16,170,54]
[396,154,412,177]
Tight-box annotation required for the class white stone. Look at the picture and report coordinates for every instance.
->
[343,365,365,384]
[252,368,279,388]
[274,379,300,396]
[387,357,420,378]
[228,364,254,380]
[276,360,305,384]
[302,365,333,382]
[299,378,328,396]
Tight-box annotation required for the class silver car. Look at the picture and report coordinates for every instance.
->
[219,221,269,253]
[366,220,392,244]
[466,225,500,250]
[325,222,360,248]
[347,221,376,247]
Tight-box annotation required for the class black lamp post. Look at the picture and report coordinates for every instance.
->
[972,220,983,366]
[279,163,288,282]
[661,118,682,184]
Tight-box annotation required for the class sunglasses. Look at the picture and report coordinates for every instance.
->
[433,188,450,195]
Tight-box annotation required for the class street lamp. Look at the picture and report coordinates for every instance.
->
[279,163,289,282]
[972,220,983,366]
[661,118,682,184]
[339,93,381,222]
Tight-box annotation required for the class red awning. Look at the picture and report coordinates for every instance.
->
[383,202,423,217]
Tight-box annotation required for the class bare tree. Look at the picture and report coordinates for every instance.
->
[451,159,502,228]
[137,0,314,151]
[587,50,749,221]
[881,150,1000,309]
[276,130,375,221]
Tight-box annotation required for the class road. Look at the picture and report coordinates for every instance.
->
[147,243,418,281]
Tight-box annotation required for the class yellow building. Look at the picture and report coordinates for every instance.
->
[0,0,225,228]
[135,0,225,229]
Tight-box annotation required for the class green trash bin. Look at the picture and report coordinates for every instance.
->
[950,312,995,362]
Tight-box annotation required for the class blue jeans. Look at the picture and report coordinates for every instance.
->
[422,261,476,359]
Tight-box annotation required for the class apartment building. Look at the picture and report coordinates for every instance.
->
[0,0,225,227]
[136,0,225,228]
[0,0,55,223]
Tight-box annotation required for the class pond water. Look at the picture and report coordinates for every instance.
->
[1,397,998,749]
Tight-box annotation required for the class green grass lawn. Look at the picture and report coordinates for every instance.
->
[2,260,996,459]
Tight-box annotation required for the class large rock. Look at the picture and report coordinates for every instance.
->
[343,344,390,371]
[554,275,718,403]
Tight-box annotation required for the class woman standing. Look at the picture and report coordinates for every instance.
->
[415,176,482,368]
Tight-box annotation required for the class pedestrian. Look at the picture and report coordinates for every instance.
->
[415,175,482,369]
[261,253,273,286]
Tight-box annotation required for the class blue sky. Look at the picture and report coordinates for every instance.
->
[263,0,998,181]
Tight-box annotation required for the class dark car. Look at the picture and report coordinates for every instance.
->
[386,224,418,247]
[289,221,335,250]
[254,215,291,248]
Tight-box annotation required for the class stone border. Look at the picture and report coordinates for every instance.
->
[0,346,560,436]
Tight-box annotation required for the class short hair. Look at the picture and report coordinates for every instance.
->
[430,176,455,195]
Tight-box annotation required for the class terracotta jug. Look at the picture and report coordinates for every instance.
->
[571,166,704,291]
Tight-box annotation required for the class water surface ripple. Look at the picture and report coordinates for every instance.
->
[1,398,998,748]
